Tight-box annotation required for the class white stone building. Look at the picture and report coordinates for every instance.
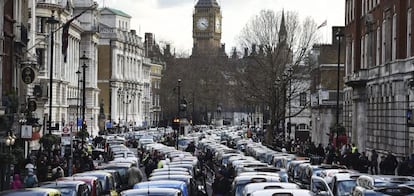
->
[31,0,100,136]
[97,7,146,130]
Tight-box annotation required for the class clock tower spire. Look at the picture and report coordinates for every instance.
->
[192,0,222,57]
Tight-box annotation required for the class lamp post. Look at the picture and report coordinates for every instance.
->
[80,51,89,137]
[286,67,293,140]
[117,88,123,133]
[76,70,81,133]
[46,11,59,134]
[335,29,344,147]
[5,130,16,190]
[124,89,135,131]
[176,79,181,149]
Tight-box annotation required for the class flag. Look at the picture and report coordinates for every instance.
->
[62,22,70,63]
[317,20,327,29]
[61,3,97,62]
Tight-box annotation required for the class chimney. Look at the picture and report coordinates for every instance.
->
[145,33,154,48]
[244,48,249,58]
[130,29,136,35]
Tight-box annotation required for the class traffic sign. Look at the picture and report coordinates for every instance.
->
[62,127,70,134]
[21,66,36,84]
[27,100,37,112]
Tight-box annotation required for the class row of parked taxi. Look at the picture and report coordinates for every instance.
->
[0,133,139,196]
[198,126,414,196]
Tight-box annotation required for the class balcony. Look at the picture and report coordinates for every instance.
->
[344,69,368,88]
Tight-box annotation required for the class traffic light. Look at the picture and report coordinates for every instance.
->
[172,117,180,130]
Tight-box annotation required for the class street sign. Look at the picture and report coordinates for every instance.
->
[105,121,112,129]
[21,125,33,139]
[27,100,37,112]
[21,66,36,84]
[62,127,70,134]
[77,119,83,127]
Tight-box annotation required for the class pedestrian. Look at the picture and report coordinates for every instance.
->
[316,143,325,157]
[379,156,386,175]
[383,151,398,175]
[145,158,157,177]
[358,152,370,173]
[212,169,231,196]
[185,141,196,154]
[24,169,38,188]
[349,148,361,170]
[370,149,378,175]
[11,174,23,190]
[37,156,48,182]
[127,163,144,189]
[397,157,411,176]
[351,143,357,153]
[84,155,95,171]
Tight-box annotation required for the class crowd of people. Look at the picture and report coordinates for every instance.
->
[275,138,414,176]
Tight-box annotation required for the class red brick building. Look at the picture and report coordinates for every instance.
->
[344,0,414,156]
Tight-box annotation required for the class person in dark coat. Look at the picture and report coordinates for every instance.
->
[370,149,378,174]
[316,144,325,157]
[212,169,231,196]
[145,158,157,177]
[358,152,370,173]
[382,151,398,175]
[349,149,361,170]
[397,157,411,176]
[185,141,196,154]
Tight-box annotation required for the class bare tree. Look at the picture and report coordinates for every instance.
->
[234,9,318,144]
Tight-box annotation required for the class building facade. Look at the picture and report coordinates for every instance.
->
[31,0,100,137]
[97,7,145,131]
[144,33,165,127]
[344,0,414,156]
[309,27,345,147]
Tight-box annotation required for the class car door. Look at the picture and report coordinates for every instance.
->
[311,176,334,196]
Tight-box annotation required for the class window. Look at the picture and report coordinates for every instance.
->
[361,36,365,68]
[36,48,45,70]
[300,92,307,106]
[392,13,397,60]
[36,17,47,33]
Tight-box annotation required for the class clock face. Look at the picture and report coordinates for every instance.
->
[215,18,221,32]
[197,17,209,31]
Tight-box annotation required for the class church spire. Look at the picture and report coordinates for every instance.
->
[278,10,287,44]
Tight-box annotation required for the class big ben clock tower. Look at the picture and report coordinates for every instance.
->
[192,0,222,57]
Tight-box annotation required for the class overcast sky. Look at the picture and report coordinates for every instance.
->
[97,0,345,54]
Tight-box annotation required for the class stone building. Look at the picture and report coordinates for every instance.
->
[31,0,100,136]
[97,7,145,130]
[144,33,165,127]
[344,0,414,156]
[309,27,345,147]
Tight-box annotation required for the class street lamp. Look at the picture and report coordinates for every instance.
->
[46,11,59,134]
[176,79,181,149]
[117,88,123,133]
[76,70,81,133]
[5,130,16,190]
[80,51,89,136]
[286,67,293,140]
[335,29,344,147]
[124,89,136,131]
